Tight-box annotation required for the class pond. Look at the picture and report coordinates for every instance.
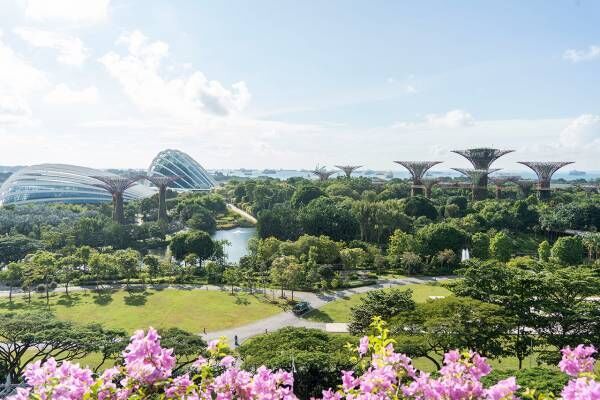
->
[148,227,257,264]
[211,227,257,263]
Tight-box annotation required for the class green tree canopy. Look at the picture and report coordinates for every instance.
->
[348,288,415,334]
[415,223,468,256]
[238,327,354,399]
[550,236,584,265]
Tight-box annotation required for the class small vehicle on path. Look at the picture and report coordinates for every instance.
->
[292,301,310,315]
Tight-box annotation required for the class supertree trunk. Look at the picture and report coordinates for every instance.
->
[411,186,425,197]
[113,192,125,224]
[538,181,551,200]
[158,185,168,222]
[472,186,488,201]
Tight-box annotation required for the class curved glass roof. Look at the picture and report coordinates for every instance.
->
[148,149,215,191]
[0,164,155,206]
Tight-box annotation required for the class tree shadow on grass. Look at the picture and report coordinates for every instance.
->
[56,293,83,307]
[93,289,116,306]
[124,289,153,306]
[301,309,334,323]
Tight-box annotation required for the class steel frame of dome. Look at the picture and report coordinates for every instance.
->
[148,149,215,191]
[0,164,154,206]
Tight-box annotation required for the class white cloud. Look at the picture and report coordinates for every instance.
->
[45,84,98,105]
[563,45,600,63]
[23,0,110,23]
[99,30,251,121]
[560,114,600,149]
[426,109,474,128]
[14,27,88,66]
[0,34,46,126]
[392,109,474,130]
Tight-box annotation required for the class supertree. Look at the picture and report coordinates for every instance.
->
[489,176,520,199]
[394,161,442,196]
[311,166,337,181]
[91,176,143,224]
[518,161,574,200]
[334,165,362,178]
[515,180,536,198]
[453,168,501,201]
[145,175,179,222]
[452,148,513,188]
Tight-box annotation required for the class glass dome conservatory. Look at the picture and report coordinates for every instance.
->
[0,164,155,206]
[148,149,215,191]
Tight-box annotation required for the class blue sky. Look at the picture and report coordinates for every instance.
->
[0,0,599,170]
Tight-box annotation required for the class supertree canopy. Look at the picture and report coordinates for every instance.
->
[311,166,337,181]
[452,148,514,170]
[453,168,501,200]
[334,165,362,178]
[452,148,513,190]
[394,161,442,196]
[518,161,574,199]
[145,175,179,222]
[92,176,143,224]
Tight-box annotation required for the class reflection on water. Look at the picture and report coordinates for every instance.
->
[212,227,257,263]
[148,227,257,264]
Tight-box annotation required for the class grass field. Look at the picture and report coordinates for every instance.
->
[304,283,452,323]
[0,288,283,333]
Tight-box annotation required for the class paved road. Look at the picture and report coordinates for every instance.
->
[202,276,450,346]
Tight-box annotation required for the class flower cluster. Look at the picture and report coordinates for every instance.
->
[328,319,520,400]
[9,358,93,400]
[559,344,599,400]
[7,322,600,400]
[122,328,176,385]
[9,327,296,400]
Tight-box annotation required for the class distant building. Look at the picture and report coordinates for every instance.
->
[148,149,216,191]
[0,164,154,206]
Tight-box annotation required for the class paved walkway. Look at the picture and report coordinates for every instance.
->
[0,275,451,346]
[202,276,450,346]
[226,203,257,224]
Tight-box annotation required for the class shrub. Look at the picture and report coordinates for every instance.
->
[551,236,584,265]
[489,231,514,262]
[471,232,490,259]
[538,240,551,262]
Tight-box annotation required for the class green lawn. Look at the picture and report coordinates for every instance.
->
[304,283,452,323]
[0,288,283,333]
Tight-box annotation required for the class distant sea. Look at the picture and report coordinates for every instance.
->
[210,169,600,182]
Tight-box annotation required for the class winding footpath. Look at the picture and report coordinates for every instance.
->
[202,276,450,346]
[226,203,257,224]
[0,276,450,346]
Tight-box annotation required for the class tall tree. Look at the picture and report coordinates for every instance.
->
[57,255,81,295]
[29,251,57,305]
[450,261,544,369]
[392,297,513,369]
[114,249,141,287]
[0,262,24,302]
[348,288,415,334]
